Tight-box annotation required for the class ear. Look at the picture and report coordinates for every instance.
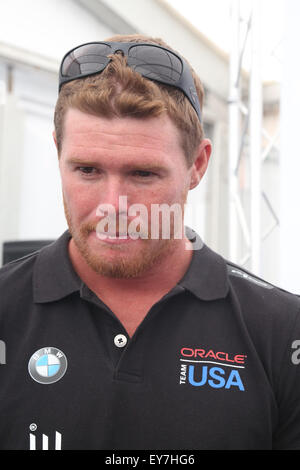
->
[189,139,212,190]
[52,130,58,149]
[52,131,61,161]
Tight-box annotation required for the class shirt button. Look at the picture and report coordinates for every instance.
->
[114,334,127,348]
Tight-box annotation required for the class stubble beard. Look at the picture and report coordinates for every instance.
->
[63,194,188,279]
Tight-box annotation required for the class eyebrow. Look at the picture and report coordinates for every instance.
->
[66,157,101,167]
[65,157,168,172]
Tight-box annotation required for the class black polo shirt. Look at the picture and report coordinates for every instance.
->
[0,227,300,450]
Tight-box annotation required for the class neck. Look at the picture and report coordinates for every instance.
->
[68,237,194,296]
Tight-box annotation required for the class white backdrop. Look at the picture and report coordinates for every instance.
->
[280,0,300,294]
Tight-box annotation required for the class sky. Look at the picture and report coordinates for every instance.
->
[165,0,284,82]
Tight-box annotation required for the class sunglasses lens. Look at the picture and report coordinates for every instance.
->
[128,45,183,84]
[61,44,112,78]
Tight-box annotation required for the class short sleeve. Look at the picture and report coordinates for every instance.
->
[273,310,300,449]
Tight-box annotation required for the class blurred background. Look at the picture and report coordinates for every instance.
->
[0,0,298,293]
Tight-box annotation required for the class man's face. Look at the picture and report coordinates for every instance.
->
[57,108,208,278]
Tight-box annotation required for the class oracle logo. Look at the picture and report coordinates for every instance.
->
[180,348,246,365]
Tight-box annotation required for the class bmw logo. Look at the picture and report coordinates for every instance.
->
[28,347,67,384]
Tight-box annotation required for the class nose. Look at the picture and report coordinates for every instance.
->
[96,176,129,219]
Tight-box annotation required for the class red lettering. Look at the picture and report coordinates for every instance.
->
[205,350,216,360]
[224,353,235,363]
[215,351,226,361]
[234,355,245,364]
[181,347,246,365]
[195,349,205,358]
[181,348,194,357]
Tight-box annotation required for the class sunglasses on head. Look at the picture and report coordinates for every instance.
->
[58,41,202,123]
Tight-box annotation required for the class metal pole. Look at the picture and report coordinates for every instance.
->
[228,0,240,262]
[249,0,262,275]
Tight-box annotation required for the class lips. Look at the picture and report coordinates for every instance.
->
[97,232,130,239]
[92,230,137,245]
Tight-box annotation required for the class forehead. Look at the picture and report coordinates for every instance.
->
[61,108,186,166]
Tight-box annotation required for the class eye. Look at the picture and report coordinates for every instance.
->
[77,167,97,176]
[132,170,156,178]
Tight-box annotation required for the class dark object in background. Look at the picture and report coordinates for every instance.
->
[2,240,54,266]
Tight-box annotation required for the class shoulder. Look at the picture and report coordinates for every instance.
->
[226,259,299,304]
[0,252,41,329]
[0,251,38,301]
[225,259,300,338]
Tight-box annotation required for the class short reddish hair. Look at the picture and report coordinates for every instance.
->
[54,34,205,167]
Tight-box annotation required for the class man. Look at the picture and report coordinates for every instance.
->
[0,34,300,450]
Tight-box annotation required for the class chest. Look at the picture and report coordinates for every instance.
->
[0,294,275,450]
[98,295,161,337]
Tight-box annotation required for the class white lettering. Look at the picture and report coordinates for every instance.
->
[291,340,300,365]
[0,340,6,364]
[180,364,187,384]
[29,431,62,450]
[106,455,139,467]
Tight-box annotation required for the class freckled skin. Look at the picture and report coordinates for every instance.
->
[54,108,211,294]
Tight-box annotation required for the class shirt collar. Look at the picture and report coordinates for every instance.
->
[179,227,229,301]
[33,230,81,303]
[33,227,229,304]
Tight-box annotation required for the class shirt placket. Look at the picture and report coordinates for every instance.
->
[80,283,186,384]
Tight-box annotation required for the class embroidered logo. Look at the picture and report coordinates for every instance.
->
[179,347,247,391]
[28,347,67,385]
[228,266,274,289]
[29,423,62,450]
